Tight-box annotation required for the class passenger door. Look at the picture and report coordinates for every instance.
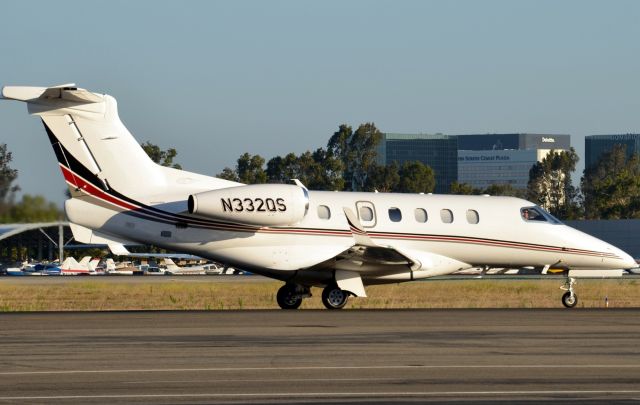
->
[356,201,377,228]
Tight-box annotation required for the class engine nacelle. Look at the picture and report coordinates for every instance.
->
[188,184,309,227]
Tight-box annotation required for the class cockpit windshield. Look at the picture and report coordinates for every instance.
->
[520,206,562,224]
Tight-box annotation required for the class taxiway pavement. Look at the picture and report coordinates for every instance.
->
[1,309,639,404]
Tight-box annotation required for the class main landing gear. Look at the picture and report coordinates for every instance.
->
[560,277,578,308]
[321,284,349,310]
[276,284,305,310]
[276,283,350,310]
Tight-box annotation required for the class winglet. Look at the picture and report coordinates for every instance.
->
[343,207,377,247]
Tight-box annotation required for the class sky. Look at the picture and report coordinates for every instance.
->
[1,0,639,205]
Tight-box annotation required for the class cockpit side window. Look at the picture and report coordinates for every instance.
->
[520,206,562,224]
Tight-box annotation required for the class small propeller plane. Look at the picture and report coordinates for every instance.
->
[2,84,635,309]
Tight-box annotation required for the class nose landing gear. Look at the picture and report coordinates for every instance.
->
[560,277,578,308]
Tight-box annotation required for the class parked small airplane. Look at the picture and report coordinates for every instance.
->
[59,256,95,275]
[104,259,142,275]
[2,84,636,308]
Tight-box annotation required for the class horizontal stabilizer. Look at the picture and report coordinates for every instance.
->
[1,84,102,104]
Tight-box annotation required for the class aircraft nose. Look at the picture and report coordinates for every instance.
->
[606,245,636,269]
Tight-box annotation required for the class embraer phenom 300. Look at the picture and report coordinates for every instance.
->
[2,84,635,309]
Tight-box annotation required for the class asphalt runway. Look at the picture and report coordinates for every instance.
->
[1,310,640,404]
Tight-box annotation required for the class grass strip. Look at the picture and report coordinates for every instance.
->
[0,278,638,311]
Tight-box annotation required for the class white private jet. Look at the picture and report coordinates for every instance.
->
[1,84,635,309]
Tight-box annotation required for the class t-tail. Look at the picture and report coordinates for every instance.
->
[1,84,238,206]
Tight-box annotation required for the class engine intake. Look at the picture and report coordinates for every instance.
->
[188,184,309,227]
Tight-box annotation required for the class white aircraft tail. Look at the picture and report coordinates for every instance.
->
[60,257,79,270]
[88,259,100,271]
[162,258,180,271]
[105,258,116,272]
[78,256,91,268]
[1,84,238,207]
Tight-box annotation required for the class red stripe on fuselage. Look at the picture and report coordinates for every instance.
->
[59,164,619,260]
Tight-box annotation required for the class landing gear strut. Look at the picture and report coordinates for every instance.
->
[276,284,304,310]
[321,284,349,310]
[560,277,578,308]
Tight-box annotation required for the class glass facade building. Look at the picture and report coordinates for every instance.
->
[376,133,457,193]
[585,134,640,169]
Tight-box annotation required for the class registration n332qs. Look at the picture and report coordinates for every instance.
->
[2,84,635,309]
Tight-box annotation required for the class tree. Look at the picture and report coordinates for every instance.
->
[0,144,20,220]
[581,144,640,219]
[236,153,267,184]
[0,144,19,202]
[141,141,182,169]
[266,153,299,184]
[483,183,525,198]
[450,182,481,195]
[527,148,580,219]
[327,123,383,191]
[217,167,240,182]
[365,162,400,192]
[308,148,344,191]
[265,149,344,190]
[395,161,436,193]
[2,194,62,223]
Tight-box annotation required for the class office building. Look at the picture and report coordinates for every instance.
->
[376,133,457,193]
[585,134,640,169]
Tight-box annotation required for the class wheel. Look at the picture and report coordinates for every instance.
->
[562,291,578,308]
[321,285,349,310]
[276,285,302,310]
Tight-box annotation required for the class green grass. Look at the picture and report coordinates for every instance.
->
[0,279,638,311]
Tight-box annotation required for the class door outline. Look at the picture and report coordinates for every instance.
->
[355,201,377,228]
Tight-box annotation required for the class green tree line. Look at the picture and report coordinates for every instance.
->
[217,123,437,194]
[0,143,63,223]
[215,124,640,221]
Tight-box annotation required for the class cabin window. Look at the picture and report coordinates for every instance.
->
[160,230,172,238]
[317,205,331,220]
[414,208,428,223]
[466,209,479,224]
[440,209,454,224]
[360,206,374,222]
[388,207,402,222]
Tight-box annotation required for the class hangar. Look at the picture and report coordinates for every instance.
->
[0,222,70,262]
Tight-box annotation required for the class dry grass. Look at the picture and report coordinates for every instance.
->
[0,279,638,311]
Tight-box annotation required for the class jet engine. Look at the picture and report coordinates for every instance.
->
[188,184,309,227]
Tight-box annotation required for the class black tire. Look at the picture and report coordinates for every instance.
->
[562,291,578,308]
[276,285,302,310]
[321,285,349,310]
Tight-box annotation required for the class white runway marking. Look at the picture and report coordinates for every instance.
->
[1,390,640,401]
[1,364,639,375]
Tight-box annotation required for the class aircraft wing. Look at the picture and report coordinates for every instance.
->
[342,207,419,270]
[319,208,470,296]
